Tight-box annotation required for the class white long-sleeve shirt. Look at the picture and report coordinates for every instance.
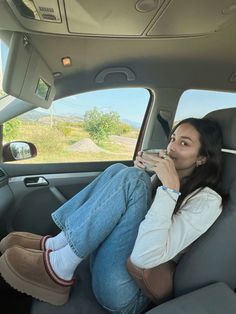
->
[130,186,222,269]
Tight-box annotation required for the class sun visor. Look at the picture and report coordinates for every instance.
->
[2,32,55,108]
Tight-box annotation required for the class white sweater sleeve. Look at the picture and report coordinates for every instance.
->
[130,186,222,269]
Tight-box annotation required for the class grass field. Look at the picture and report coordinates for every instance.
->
[7,120,140,163]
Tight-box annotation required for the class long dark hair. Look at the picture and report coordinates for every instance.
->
[171,118,223,212]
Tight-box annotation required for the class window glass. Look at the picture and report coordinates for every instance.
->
[4,88,150,163]
[175,89,236,122]
[0,39,8,99]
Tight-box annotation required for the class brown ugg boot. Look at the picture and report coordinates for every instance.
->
[0,231,51,254]
[0,246,74,305]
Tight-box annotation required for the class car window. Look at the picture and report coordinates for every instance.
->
[175,89,236,122]
[0,39,8,99]
[3,88,150,163]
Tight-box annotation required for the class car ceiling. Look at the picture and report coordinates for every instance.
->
[1,0,236,99]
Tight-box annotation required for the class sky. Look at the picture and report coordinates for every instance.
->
[50,88,236,126]
[0,41,8,72]
[51,88,150,126]
[0,41,9,90]
[176,90,236,121]
[1,40,236,125]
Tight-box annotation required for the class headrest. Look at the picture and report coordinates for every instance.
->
[205,108,236,150]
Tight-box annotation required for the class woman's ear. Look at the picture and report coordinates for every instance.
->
[196,156,207,166]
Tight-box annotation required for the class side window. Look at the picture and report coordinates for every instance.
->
[0,39,8,98]
[4,88,150,163]
[175,89,236,122]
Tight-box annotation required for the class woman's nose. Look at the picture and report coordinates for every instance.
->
[168,142,176,152]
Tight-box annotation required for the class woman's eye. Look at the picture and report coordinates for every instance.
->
[180,141,187,146]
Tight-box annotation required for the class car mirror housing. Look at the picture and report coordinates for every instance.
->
[2,141,37,162]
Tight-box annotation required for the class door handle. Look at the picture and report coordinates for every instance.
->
[24,176,49,187]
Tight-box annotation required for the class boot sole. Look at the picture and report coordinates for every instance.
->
[0,253,69,305]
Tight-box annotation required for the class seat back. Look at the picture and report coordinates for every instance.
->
[174,108,236,297]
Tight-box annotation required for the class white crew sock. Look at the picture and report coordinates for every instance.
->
[49,244,82,280]
[45,231,68,251]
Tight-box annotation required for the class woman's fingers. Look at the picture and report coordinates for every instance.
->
[142,152,163,164]
[158,150,168,159]
[134,150,172,172]
[134,155,146,169]
[134,160,146,169]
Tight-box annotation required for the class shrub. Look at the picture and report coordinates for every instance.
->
[84,107,121,143]
[117,122,131,135]
[3,118,22,142]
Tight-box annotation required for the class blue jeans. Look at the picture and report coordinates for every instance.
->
[52,163,152,314]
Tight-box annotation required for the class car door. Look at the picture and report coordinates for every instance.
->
[0,88,151,239]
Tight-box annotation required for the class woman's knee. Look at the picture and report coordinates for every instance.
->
[119,166,151,188]
[104,163,127,176]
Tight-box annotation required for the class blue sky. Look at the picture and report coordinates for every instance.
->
[176,90,236,120]
[48,88,236,126]
[0,41,8,73]
[52,88,150,125]
[51,88,236,125]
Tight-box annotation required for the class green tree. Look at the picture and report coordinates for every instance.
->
[3,118,21,142]
[84,107,120,143]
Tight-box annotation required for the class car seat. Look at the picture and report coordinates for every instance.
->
[174,108,236,296]
[30,108,236,314]
[147,107,236,313]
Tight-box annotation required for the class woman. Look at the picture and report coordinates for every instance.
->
[0,117,223,314]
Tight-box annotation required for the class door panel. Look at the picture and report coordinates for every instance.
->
[0,160,133,238]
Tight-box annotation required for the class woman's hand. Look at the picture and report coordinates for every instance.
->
[133,151,146,170]
[141,151,180,191]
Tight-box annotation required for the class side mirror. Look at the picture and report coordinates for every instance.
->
[2,141,37,162]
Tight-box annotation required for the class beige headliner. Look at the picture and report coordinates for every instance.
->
[1,0,236,99]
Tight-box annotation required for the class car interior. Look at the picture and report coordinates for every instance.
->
[0,1,236,313]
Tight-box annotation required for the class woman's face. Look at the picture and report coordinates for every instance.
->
[167,123,206,178]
